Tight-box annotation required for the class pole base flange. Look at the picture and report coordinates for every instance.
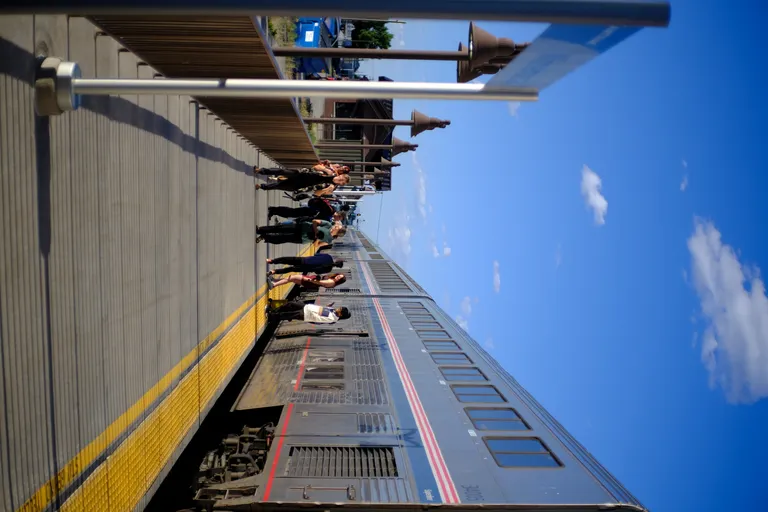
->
[35,57,81,116]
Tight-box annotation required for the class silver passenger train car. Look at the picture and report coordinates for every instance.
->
[181,229,647,512]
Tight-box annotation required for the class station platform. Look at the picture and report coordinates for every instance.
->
[0,14,314,511]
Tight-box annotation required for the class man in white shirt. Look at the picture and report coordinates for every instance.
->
[267,300,351,324]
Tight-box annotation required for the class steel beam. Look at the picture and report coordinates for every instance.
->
[333,190,377,196]
[333,161,400,167]
[35,61,538,115]
[72,78,536,101]
[314,143,411,150]
[305,118,415,126]
[272,47,470,61]
[0,0,671,27]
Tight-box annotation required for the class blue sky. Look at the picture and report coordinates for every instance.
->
[357,2,768,511]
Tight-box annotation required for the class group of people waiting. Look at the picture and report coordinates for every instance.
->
[256,160,356,325]
[254,160,350,196]
[254,160,349,250]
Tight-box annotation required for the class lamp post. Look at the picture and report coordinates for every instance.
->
[457,22,528,82]
[304,109,450,138]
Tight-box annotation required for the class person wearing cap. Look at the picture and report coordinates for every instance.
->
[266,299,351,324]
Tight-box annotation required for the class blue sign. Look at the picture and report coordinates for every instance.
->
[486,23,641,91]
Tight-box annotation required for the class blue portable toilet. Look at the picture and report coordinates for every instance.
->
[296,17,322,47]
[294,17,342,77]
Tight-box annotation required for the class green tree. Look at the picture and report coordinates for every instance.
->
[350,21,393,50]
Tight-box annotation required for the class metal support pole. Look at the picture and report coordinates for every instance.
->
[305,117,415,126]
[36,62,538,114]
[349,18,407,24]
[307,110,450,138]
[333,161,400,168]
[333,190,377,196]
[272,47,469,61]
[0,0,672,27]
[315,143,411,150]
[70,78,535,101]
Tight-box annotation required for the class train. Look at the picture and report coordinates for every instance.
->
[175,229,647,512]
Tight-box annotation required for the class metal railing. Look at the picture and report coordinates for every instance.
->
[23,0,671,119]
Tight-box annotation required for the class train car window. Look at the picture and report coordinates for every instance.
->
[301,381,345,391]
[440,367,487,382]
[368,262,410,292]
[411,321,442,329]
[307,350,345,363]
[484,438,561,468]
[424,340,460,351]
[399,302,428,311]
[466,408,529,430]
[452,385,506,403]
[404,313,435,321]
[416,330,451,339]
[304,366,344,380]
[431,352,472,364]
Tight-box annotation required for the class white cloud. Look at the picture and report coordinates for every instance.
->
[393,23,406,47]
[688,219,768,404]
[388,225,411,255]
[454,296,473,331]
[460,296,472,317]
[430,235,450,258]
[580,164,608,225]
[441,223,447,234]
[555,243,562,270]
[484,338,495,350]
[417,178,427,220]
[507,102,521,117]
[682,159,688,168]
[385,208,412,266]
[493,261,501,293]
[680,174,689,192]
[412,153,428,222]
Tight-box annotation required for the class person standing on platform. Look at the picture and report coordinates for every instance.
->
[266,253,344,275]
[266,299,351,324]
[267,272,347,292]
[267,196,340,222]
[254,170,349,193]
[254,162,349,178]
[255,218,345,246]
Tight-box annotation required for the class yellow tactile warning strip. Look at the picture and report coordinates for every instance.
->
[18,245,314,512]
